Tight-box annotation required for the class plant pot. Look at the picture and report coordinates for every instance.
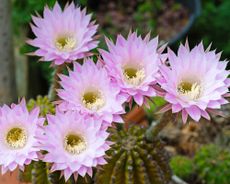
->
[169,0,201,45]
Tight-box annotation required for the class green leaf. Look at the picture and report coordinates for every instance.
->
[144,96,166,116]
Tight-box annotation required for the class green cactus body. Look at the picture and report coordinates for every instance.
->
[194,144,230,184]
[18,162,33,183]
[48,170,93,184]
[95,126,172,184]
[170,156,194,180]
[27,95,55,116]
[32,161,50,184]
[19,96,55,183]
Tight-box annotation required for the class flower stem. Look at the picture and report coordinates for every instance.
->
[145,111,173,141]
[48,65,65,101]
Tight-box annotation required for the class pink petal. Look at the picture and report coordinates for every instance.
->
[186,106,201,122]
[182,109,188,124]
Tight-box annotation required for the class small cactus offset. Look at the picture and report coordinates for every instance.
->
[194,144,230,184]
[27,95,55,116]
[95,126,172,184]
[18,96,55,183]
[170,156,194,180]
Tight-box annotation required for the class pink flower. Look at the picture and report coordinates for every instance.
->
[158,42,230,123]
[100,32,163,106]
[0,99,44,174]
[28,2,98,65]
[57,59,125,126]
[39,111,110,181]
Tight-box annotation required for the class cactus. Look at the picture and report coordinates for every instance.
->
[194,144,230,184]
[95,126,172,184]
[27,95,55,116]
[48,172,65,184]
[48,171,93,184]
[170,155,194,180]
[32,161,50,184]
[18,96,55,183]
[18,162,33,183]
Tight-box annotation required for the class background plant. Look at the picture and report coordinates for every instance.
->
[170,155,194,180]
[190,0,230,60]
[194,144,230,184]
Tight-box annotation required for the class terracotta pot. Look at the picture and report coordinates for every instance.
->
[0,169,19,184]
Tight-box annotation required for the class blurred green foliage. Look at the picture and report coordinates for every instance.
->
[191,0,230,59]
[12,0,56,90]
[170,155,194,180]
[133,0,162,31]
[144,96,166,117]
[194,144,230,184]
[12,0,56,35]
[79,0,87,6]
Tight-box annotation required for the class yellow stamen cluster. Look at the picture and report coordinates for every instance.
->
[55,36,76,52]
[123,67,145,86]
[177,81,202,100]
[6,127,27,149]
[82,91,105,111]
[64,134,87,155]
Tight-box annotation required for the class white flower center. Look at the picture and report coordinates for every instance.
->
[123,67,145,86]
[82,91,105,111]
[177,81,202,100]
[5,127,27,149]
[55,35,76,52]
[64,134,87,155]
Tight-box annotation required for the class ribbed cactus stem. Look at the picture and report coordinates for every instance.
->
[48,171,77,184]
[48,65,65,101]
[96,126,172,184]
[146,111,173,141]
[125,153,134,184]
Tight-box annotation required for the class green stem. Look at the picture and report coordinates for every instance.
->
[18,163,33,183]
[48,65,65,101]
[31,161,50,184]
[145,111,173,141]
